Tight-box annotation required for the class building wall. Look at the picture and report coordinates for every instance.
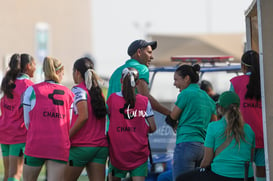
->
[151,34,245,67]
[0,0,92,86]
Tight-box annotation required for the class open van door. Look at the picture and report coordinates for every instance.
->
[245,0,273,179]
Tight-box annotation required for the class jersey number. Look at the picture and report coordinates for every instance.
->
[48,89,65,105]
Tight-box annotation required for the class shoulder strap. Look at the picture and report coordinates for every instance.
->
[214,135,233,157]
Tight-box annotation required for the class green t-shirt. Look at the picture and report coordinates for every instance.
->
[205,118,255,178]
[175,84,216,144]
[107,59,149,99]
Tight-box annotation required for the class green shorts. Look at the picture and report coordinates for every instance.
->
[69,146,108,167]
[254,148,265,166]
[1,143,25,157]
[108,161,148,178]
[24,155,67,167]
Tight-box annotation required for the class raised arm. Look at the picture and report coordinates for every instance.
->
[136,79,171,116]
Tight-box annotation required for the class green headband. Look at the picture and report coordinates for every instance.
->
[241,61,251,67]
[55,64,63,71]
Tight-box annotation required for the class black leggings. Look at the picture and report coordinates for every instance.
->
[176,168,254,181]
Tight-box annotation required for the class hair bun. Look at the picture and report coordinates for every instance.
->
[192,64,200,72]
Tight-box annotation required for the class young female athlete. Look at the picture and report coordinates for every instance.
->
[65,57,108,181]
[176,91,255,181]
[230,50,266,181]
[22,56,74,181]
[0,53,36,181]
[165,64,217,180]
[107,67,156,181]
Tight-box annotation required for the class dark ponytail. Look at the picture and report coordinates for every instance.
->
[1,54,21,98]
[121,67,139,108]
[242,50,261,100]
[90,84,107,119]
[73,57,107,119]
[175,64,200,83]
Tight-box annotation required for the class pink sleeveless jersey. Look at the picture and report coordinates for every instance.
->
[70,82,108,147]
[0,78,33,144]
[107,93,150,170]
[24,82,74,161]
[231,75,264,148]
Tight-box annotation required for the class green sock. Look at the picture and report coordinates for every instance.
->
[7,178,19,181]
[256,177,266,181]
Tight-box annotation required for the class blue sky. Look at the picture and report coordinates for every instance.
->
[91,0,252,77]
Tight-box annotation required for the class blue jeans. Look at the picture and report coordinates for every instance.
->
[172,142,204,181]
